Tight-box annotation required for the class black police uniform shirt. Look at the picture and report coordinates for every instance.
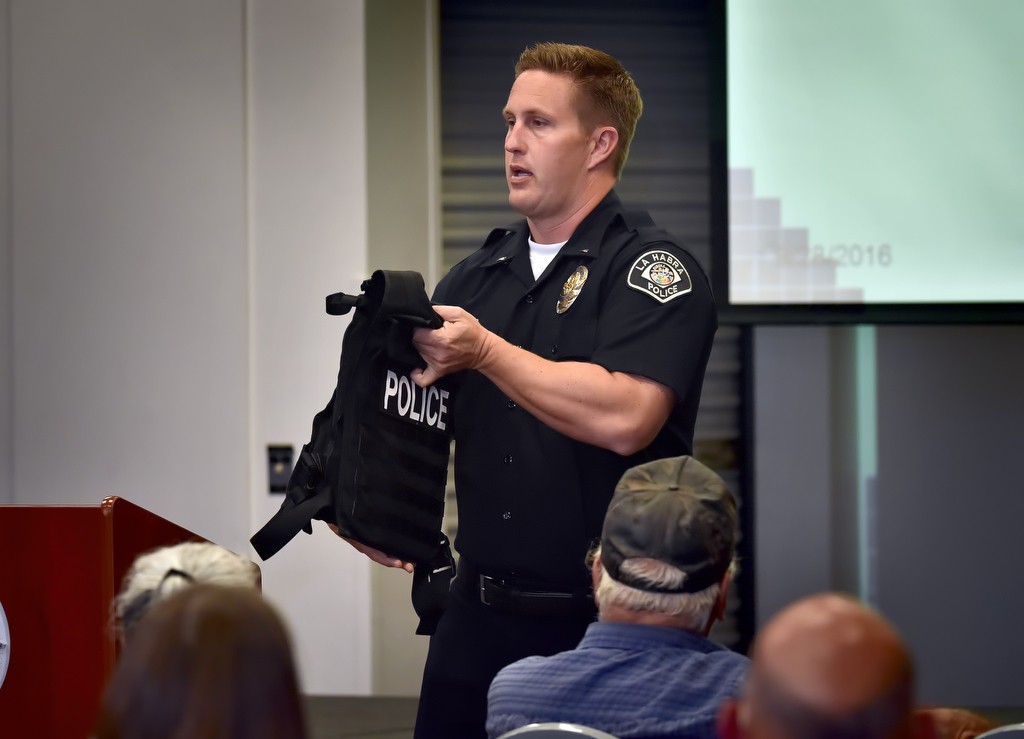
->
[432,190,718,590]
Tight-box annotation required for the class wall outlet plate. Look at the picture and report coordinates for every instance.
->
[267,445,294,494]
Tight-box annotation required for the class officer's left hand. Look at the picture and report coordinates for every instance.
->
[411,305,495,387]
[328,523,415,573]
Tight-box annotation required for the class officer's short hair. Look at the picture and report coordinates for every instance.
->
[515,42,643,179]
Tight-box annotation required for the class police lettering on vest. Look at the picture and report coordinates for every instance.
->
[382,369,450,431]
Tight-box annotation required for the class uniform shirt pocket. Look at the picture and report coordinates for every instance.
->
[549,313,597,362]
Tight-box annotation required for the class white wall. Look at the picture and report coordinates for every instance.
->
[0,1,12,505]
[2,0,374,696]
[246,0,372,695]
[9,0,249,547]
[365,0,439,695]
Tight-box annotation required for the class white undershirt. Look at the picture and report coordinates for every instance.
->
[528,238,567,280]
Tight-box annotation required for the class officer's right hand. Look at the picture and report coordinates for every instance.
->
[327,523,415,573]
[411,305,496,388]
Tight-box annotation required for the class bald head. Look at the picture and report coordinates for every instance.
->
[737,594,917,739]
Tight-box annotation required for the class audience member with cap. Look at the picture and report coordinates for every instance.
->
[716,593,996,739]
[486,455,748,739]
[112,541,260,642]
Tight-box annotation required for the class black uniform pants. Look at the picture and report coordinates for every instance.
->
[413,564,595,739]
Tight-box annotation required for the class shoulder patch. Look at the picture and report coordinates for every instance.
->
[626,249,693,303]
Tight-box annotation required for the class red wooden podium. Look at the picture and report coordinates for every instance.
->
[0,497,229,739]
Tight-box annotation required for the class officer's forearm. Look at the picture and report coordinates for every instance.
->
[475,335,674,455]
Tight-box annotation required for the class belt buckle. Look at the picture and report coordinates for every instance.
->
[479,575,496,606]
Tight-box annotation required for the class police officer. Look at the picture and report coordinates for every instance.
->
[347,42,717,738]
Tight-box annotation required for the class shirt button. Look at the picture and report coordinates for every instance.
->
[503,454,513,464]
[502,511,512,520]
[507,399,517,410]
[550,344,558,355]
[525,294,535,304]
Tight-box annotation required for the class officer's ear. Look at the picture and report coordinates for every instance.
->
[590,551,603,590]
[587,126,618,171]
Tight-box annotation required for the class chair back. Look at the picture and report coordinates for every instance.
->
[978,725,1024,739]
[497,722,620,739]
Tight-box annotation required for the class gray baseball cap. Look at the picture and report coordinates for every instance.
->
[601,456,737,594]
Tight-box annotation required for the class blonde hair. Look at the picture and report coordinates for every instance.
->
[515,42,643,178]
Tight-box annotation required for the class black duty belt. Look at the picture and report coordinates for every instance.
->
[475,574,595,618]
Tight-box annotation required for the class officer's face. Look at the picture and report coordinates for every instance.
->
[503,70,596,230]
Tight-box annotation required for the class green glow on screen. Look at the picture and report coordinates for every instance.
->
[728,0,1024,304]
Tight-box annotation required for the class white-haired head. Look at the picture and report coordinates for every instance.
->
[114,541,260,641]
[593,547,736,632]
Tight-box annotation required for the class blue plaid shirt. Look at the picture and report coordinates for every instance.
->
[486,621,749,739]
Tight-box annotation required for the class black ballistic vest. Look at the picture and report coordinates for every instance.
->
[251,270,456,634]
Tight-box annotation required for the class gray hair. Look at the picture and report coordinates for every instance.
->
[594,547,734,630]
[114,542,259,640]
